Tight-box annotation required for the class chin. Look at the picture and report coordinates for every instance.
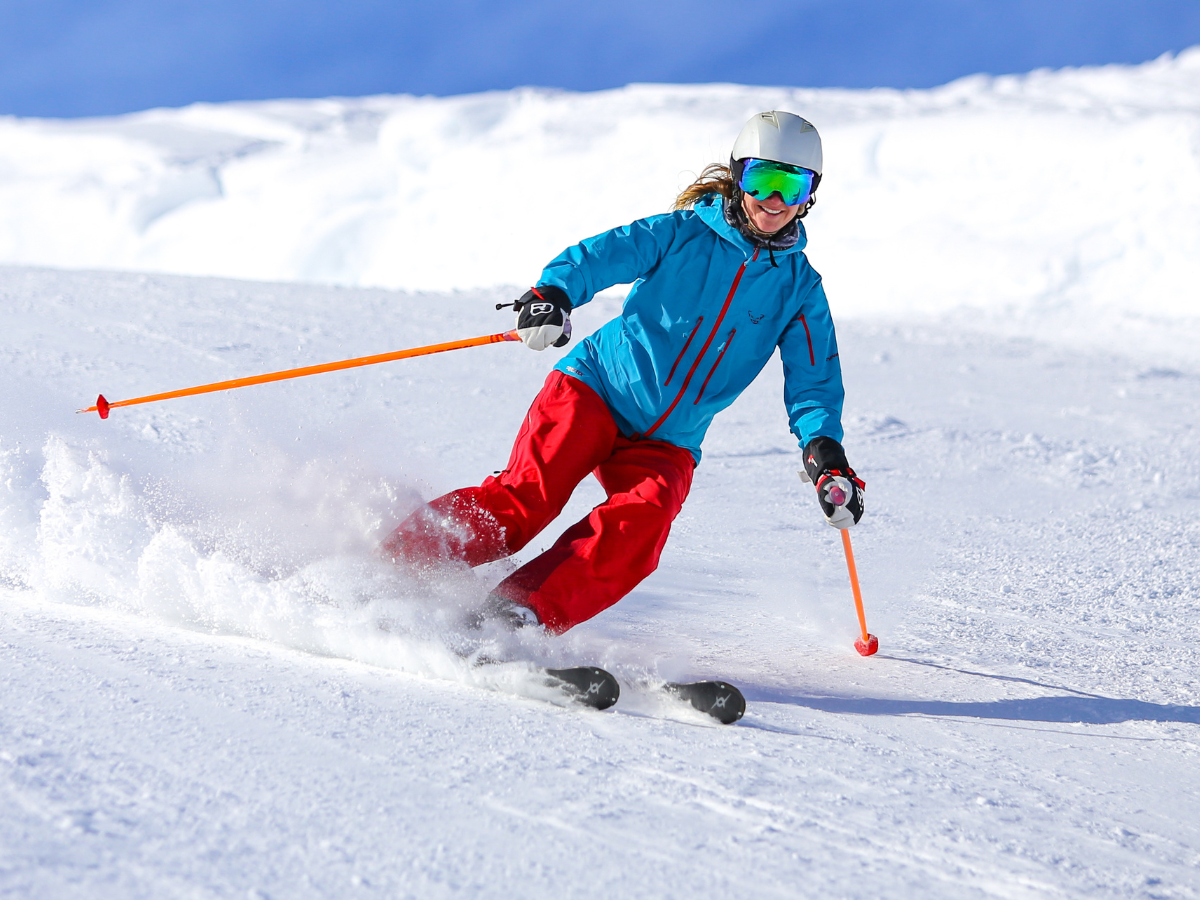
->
[756,215,791,233]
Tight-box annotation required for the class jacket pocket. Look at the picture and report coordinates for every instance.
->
[693,328,736,404]
[665,316,703,386]
[796,313,815,365]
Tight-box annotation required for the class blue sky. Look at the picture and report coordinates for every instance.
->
[3,0,1200,117]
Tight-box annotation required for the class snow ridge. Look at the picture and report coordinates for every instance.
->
[1,49,1198,321]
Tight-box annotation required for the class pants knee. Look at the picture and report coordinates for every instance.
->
[383,490,508,568]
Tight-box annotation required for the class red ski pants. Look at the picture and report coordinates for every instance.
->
[382,371,695,632]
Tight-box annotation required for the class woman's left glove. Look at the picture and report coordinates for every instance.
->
[515,286,572,350]
[800,436,865,529]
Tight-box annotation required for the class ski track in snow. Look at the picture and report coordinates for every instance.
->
[1,262,1199,898]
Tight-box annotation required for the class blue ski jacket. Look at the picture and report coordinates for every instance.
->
[541,194,844,464]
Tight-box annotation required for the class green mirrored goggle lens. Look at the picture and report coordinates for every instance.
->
[737,158,816,207]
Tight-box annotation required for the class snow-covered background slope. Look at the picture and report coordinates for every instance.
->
[3,48,1200,322]
[3,51,1200,898]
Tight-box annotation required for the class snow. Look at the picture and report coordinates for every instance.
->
[3,51,1200,898]
[2,48,1200,324]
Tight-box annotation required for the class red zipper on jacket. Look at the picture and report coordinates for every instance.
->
[797,313,815,365]
[641,249,758,438]
[664,316,703,386]
[694,329,736,404]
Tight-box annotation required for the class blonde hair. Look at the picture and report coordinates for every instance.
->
[674,164,735,210]
[673,162,818,218]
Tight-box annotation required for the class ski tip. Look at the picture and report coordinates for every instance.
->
[544,666,620,710]
[854,634,879,656]
[666,680,746,725]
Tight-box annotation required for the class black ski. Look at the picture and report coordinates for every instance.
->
[665,680,746,724]
[542,666,621,710]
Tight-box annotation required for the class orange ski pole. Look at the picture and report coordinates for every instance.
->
[78,330,521,419]
[840,528,879,656]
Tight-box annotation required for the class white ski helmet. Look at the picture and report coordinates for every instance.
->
[731,110,823,176]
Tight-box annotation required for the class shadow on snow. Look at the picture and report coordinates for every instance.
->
[744,656,1200,726]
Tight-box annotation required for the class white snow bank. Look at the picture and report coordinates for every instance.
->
[1,49,1198,322]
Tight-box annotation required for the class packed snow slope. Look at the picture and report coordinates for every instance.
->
[1,49,1199,322]
[3,264,1200,899]
[3,53,1200,899]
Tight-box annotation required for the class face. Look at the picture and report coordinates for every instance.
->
[741,191,801,235]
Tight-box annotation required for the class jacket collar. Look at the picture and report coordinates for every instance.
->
[693,194,808,259]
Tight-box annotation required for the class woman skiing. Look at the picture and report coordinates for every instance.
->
[383,110,864,634]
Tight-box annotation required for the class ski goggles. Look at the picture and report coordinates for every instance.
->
[734,157,818,207]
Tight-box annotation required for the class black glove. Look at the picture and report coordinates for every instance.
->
[514,285,572,350]
[800,436,865,529]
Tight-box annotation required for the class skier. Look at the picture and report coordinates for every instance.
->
[383,110,865,634]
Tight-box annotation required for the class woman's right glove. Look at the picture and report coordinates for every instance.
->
[514,285,572,350]
[800,436,865,529]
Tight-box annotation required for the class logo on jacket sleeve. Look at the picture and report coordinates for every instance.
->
[747,311,764,324]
